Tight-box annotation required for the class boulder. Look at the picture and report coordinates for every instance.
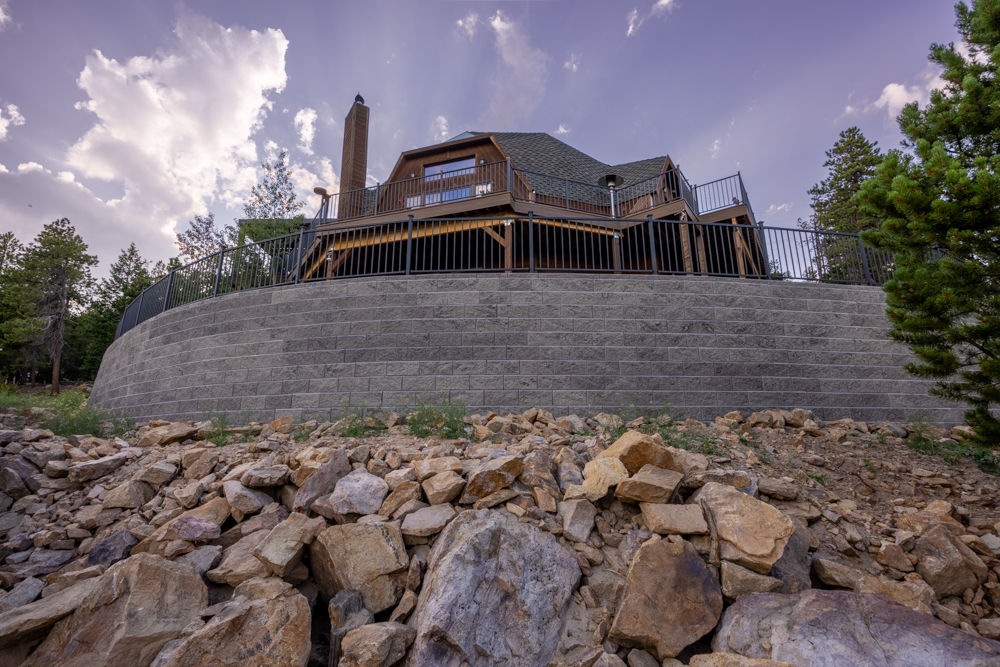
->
[0,576,43,615]
[720,561,783,601]
[689,656,796,667]
[165,515,221,542]
[329,588,375,666]
[615,464,682,504]
[222,480,272,516]
[712,589,1000,666]
[914,524,988,597]
[152,577,310,667]
[292,448,351,513]
[876,542,914,573]
[757,477,799,501]
[21,553,206,667]
[421,472,466,505]
[18,548,76,576]
[136,460,178,487]
[87,529,138,567]
[240,465,291,487]
[252,512,327,578]
[595,431,672,475]
[0,578,99,650]
[693,482,794,573]
[0,467,29,499]
[640,503,709,535]
[341,621,416,667]
[132,496,231,557]
[558,499,597,543]
[102,480,154,509]
[609,538,722,660]
[315,468,388,517]
[581,458,630,502]
[895,510,965,537]
[206,529,271,586]
[412,456,463,482]
[401,504,457,538]
[381,480,424,515]
[518,451,560,498]
[459,455,524,504]
[137,422,200,448]
[768,516,812,594]
[811,558,863,589]
[406,509,580,666]
[67,452,128,483]
[310,521,409,613]
[173,545,222,576]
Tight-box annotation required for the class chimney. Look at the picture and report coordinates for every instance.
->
[340,93,369,194]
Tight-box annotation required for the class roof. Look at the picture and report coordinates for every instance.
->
[474,132,668,187]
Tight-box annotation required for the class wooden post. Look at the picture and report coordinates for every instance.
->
[731,217,747,279]
[504,222,513,273]
[694,225,709,275]
[612,232,622,273]
[680,223,694,275]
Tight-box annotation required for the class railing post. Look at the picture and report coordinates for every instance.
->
[295,224,307,284]
[135,289,145,321]
[647,215,658,275]
[858,237,874,286]
[373,183,380,215]
[565,178,569,210]
[213,246,226,296]
[162,270,175,313]
[506,158,512,196]
[762,224,774,281]
[529,211,535,273]
[405,215,413,275]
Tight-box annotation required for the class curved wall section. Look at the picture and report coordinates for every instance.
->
[90,274,964,424]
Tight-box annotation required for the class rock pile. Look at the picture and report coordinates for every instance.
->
[0,406,998,666]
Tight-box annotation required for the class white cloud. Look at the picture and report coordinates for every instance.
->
[627,0,679,37]
[0,163,7,173]
[651,0,678,17]
[433,115,450,143]
[0,1,11,31]
[294,108,317,155]
[765,202,793,216]
[456,12,478,38]
[0,103,25,140]
[564,53,579,73]
[57,171,76,183]
[66,13,288,239]
[479,11,549,129]
[711,138,721,158]
[869,66,943,121]
[554,124,569,135]
[17,162,46,173]
[626,9,642,37]
[290,156,338,212]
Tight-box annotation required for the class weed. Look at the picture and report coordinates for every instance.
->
[199,413,232,446]
[40,406,108,437]
[408,400,466,439]
[292,424,313,444]
[807,472,827,487]
[755,448,772,464]
[862,458,877,474]
[702,440,721,456]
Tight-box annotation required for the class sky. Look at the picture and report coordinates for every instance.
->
[0,0,961,278]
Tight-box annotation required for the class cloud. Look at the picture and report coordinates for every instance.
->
[0,103,25,140]
[433,115,450,143]
[456,12,478,38]
[554,124,569,135]
[627,0,679,37]
[290,156,338,210]
[17,162,47,173]
[0,1,11,31]
[478,11,548,129]
[869,66,943,120]
[294,108,317,155]
[765,202,793,216]
[711,138,721,158]
[564,53,579,72]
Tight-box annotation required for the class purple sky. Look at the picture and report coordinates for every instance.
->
[0,0,959,277]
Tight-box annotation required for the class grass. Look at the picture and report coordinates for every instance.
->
[807,472,828,487]
[331,402,387,438]
[407,400,467,439]
[905,412,1000,476]
[0,388,134,438]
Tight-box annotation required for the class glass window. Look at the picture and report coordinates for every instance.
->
[424,157,476,182]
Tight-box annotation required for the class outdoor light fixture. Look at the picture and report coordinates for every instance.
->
[598,174,624,188]
[313,187,329,198]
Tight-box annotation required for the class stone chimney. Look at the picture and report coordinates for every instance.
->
[339,93,369,194]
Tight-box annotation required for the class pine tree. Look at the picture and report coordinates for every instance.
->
[809,127,883,233]
[176,213,228,263]
[243,149,304,220]
[858,0,1000,445]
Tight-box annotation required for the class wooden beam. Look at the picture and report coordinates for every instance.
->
[680,223,694,275]
[731,217,747,279]
[483,226,506,247]
[695,225,709,275]
[504,223,513,273]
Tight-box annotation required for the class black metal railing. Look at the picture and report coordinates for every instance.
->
[115,215,895,339]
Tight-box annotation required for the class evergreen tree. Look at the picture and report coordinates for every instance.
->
[176,213,228,263]
[0,231,39,382]
[809,127,883,233]
[858,0,1000,445]
[243,149,304,220]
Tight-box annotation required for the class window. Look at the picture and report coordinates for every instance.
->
[424,157,476,182]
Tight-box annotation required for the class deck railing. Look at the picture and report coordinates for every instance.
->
[115,215,894,339]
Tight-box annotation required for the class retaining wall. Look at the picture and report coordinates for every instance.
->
[89,274,965,424]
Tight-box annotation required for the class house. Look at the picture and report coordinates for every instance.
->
[302,96,765,279]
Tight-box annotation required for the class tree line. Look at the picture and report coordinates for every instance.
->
[0,150,305,394]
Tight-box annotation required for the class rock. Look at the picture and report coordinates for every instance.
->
[136,460,178,487]
[102,480,154,509]
[811,558,863,589]
[137,422,200,448]
[152,577,310,667]
[385,468,416,489]
[206,529,271,586]
[0,468,29,499]
[683,470,753,491]
[222,480,272,516]
[421,472,466,505]
[519,451,560,497]
[252,512,326,578]
[341,621,416,667]
[758,477,799,501]
[0,576,43,615]
[240,465,291,487]
[877,542,914,573]
[173,481,204,509]
[173,545,222,576]
[401,504,457,538]
[768,517,812,594]
[615,464,682,504]
[594,655,628,667]
[609,538,722,659]
[389,588,418,623]
[641,503,709,535]
[712,589,1000,666]
[412,456,463,482]
[67,452,128,483]
[18,548,76,576]
[854,575,935,614]
[292,448,351,513]
[979,618,1000,641]
[310,521,409,613]
[558,498,598,542]
[693,482,795,573]
[0,578,99,650]
[378,480,421,516]
[895,510,964,537]
[165,515,221,542]
[915,525,988,597]
[315,468,388,517]
[721,561,783,601]
[87,529,138,567]
[329,588,375,665]
[581,458,630,502]
[21,553,206,667]
[459,455,524,504]
[689,656,796,667]
[132,496,231,557]
[406,509,579,667]
[625,648,660,667]
[595,431,672,475]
